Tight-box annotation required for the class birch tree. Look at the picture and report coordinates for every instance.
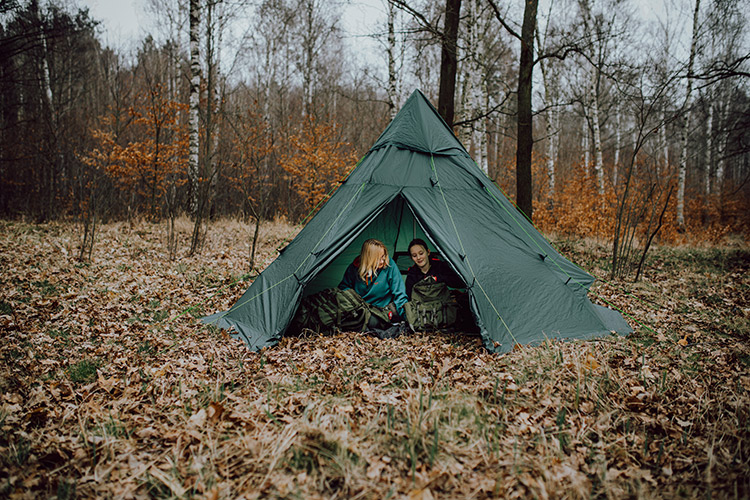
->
[675,0,701,228]
[386,0,399,120]
[536,5,561,197]
[576,0,631,194]
[293,0,341,118]
[457,0,489,172]
[188,0,201,217]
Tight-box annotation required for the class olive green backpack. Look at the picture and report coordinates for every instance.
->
[404,279,459,331]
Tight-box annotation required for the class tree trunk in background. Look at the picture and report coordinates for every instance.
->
[188,0,201,216]
[676,0,701,228]
[460,0,487,173]
[582,112,590,170]
[387,1,398,120]
[715,88,729,191]
[545,106,557,196]
[437,0,461,127]
[703,95,713,196]
[613,103,621,187]
[590,75,604,194]
[515,0,538,220]
[477,76,489,174]
[659,107,669,176]
[538,49,556,197]
[34,0,56,221]
[469,0,487,174]
[302,0,314,117]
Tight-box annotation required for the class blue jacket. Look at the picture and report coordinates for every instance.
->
[338,257,408,317]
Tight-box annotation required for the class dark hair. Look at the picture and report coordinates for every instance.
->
[408,238,429,253]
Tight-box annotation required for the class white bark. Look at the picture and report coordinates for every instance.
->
[301,0,315,117]
[714,85,730,192]
[189,0,201,215]
[590,77,604,194]
[582,111,590,171]
[456,0,488,173]
[207,0,224,196]
[676,0,701,227]
[386,0,398,120]
[536,14,557,197]
[35,2,54,120]
[539,68,556,194]
[477,76,489,174]
[613,103,621,187]
[468,0,487,174]
[660,107,669,176]
[703,97,713,196]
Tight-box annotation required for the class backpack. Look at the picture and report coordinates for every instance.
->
[288,288,391,334]
[404,279,459,331]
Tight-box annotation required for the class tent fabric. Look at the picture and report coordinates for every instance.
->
[204,89,632,353]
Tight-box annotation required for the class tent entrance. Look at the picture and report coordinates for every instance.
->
[303,196,429,296]
[299,195,480,335]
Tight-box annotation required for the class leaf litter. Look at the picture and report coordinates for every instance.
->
[0,219,748,499]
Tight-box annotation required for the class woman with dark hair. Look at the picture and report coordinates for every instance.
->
[405,238,464,297]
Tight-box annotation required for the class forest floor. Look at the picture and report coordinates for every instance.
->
[1,218,749,499]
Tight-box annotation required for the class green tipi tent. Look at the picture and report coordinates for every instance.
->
[205,90,631,353]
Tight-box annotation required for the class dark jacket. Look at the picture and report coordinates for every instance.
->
[405,257,464,297]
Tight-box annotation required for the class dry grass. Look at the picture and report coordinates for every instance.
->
[0,218,748,499]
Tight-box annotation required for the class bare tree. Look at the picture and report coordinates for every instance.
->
[676,0,701,229]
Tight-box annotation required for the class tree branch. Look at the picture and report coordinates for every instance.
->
[484,0,521,40]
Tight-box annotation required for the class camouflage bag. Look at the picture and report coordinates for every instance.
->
[404,279,458,331]
[289,288,390,334]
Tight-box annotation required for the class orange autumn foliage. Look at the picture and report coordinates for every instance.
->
[226,106,276,216]
[534,163,616,240]
[86,86,188,218]
[282,116,358,216]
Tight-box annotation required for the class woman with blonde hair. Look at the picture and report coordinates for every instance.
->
[339,238,408,320]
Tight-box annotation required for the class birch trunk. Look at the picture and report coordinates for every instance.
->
[536,22,557,197]
[590,76,604,193]
[386,0,398,120]
[703,97,713,196]
[188,0,201,215]
[302,0,314,117]
[476,75,489,174]
[464,0,487,173]
[715,87,729,192]
[582,112,590,171]
[37,4,54,119]
[676,0,701,227]
[660,107,669,176]
[208,1,223,197]
[613,103,621,187]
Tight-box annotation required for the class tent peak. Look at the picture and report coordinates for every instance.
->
[370,89,469,156]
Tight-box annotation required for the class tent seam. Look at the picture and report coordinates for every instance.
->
[430,154,519,348]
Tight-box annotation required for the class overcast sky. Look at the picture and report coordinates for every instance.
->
[77,0,386,51]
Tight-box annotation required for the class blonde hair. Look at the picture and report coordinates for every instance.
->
[358,239,389,284]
